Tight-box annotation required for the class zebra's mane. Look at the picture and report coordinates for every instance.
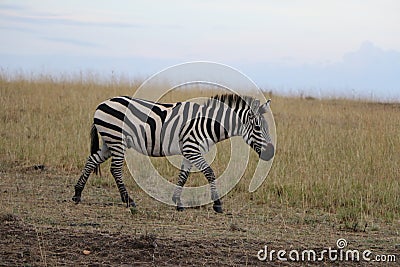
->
[206,94,255,110]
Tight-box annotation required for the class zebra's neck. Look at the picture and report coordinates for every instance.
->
[203,99,249,143]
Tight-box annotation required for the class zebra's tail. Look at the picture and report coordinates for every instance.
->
[90,124,101,176]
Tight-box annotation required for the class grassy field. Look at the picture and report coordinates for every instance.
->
[0,73,399,265]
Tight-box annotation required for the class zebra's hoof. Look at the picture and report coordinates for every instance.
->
[121,194,136,207]
[172,195,184,211]
[72,196,81,204]
[213,204,223,213]
[126,201,136,208]
[176,206,185,212]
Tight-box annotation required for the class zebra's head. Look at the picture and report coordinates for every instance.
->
[242,99,275,161]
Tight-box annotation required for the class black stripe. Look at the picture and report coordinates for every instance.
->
[183,143,200,152]
[181,102,191,126]
[199,116,207,141]
[97,103,142,144]
[94,118,122,133]
[206,118,214,141]
[146,116,156,156]
[168,118,180,153]
[214,104,224,140]
[97,103,125,121]
[206,105,216,141]
[110,97,151,123]
[98,131,123,141]
[159,102,175,108]
[134,98,169,123]
[139,124,147,154]
[137,99,168,122]
[230,107,237,134]
[224,106,231,139]
[110,97,131,107]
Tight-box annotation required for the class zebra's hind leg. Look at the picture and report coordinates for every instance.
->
[73,143,111,204]
[110,157,136,207]
[172,159,192,211]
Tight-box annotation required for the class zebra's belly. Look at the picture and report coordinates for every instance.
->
[124,131,182,157]
[161,140,182,156]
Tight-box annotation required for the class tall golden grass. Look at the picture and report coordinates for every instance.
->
[0,72,399,227]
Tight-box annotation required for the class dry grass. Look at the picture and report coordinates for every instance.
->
[1,72,399,265]
[264,97,400,227]
[0,71,399,229]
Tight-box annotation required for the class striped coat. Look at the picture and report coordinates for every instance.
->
[73,94,274,213]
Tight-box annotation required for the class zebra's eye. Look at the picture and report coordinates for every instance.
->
[254,125,261,131]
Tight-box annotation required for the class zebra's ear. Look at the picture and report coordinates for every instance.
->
[258,99,271,114]
[251,99,260,112]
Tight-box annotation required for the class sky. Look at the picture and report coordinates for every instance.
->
[1,0,399,101]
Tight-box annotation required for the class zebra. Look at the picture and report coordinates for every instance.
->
[72,94,275,213]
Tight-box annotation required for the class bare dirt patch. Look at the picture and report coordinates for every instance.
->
[0,169,399,266]
[0,213,267,266]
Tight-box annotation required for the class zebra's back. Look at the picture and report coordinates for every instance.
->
[93,96,200,157]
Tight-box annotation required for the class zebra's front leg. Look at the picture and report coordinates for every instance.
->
[183,152,223,213]
[203,166,223,213]
[110,158,136,207]
[172,159,192,211]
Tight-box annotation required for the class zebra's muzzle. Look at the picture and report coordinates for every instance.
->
[260,143,274,161]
